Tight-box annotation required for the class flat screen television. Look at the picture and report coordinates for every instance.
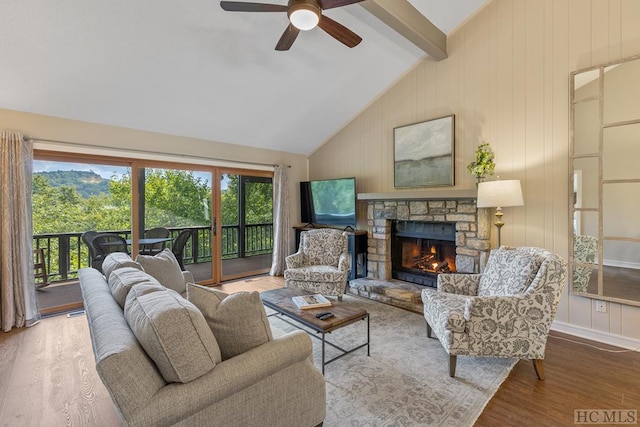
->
[300,177,356,230]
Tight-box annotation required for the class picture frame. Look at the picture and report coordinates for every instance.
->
[393,115,455,188]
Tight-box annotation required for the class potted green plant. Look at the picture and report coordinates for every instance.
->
[467,143,496,184]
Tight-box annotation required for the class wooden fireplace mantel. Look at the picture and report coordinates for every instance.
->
[357,189,477,201]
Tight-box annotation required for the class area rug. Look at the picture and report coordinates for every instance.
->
[267,294,517,427]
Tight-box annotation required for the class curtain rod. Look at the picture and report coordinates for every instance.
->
[23,136,290,169]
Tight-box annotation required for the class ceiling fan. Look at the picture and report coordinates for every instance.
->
[220,0,365,51]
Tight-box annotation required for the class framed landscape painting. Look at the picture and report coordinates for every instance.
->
[394,115,455,188]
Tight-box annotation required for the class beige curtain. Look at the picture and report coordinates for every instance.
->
[1,131,38,332]
[269,164,291,276]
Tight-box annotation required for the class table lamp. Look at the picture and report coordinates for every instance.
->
[476,179,524,247]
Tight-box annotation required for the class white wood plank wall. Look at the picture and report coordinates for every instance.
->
[308,0,640,343]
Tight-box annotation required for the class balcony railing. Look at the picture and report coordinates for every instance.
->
[33,223,273,285]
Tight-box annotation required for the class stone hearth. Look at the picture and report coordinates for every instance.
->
[348,196,492,313]
[349,278,426,313]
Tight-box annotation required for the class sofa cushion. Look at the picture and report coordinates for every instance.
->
[186,283,272,360]
[102,252,143,281]
[108,267,162,309]
[478,248,543,296]
[136,249,186,294]
[124,282,222,383]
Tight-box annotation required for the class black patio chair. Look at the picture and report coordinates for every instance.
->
[171,229,192,271]
[92,233,129,272]
[139,227,170,256]
[81,230,103,270]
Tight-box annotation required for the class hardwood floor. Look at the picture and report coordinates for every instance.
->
[475,331,640,426]
[217,274,284,293]
[0,312,121,426]
[1,275,638,426]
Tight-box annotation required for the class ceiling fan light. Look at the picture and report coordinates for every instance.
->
[289,5,320,31]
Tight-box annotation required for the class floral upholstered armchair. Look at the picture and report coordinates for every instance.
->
[284,228,350,300]
[421,246,567,380]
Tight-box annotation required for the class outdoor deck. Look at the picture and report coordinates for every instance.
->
[188,254,272,282]
[37,254,273,316]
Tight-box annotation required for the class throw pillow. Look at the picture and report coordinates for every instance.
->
[136,249,186,294]
[101,252,143,281]
[124,282,222,383]
[479,248,543,296]
[108,267,162,309]
[186,283,273,360]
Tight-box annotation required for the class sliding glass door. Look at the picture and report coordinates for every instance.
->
[32,156,132,283]
[137,166,214,283]
[32,155,132,314]
[219,170,273,281]
[33,153,274,297]
[136,166,274,284]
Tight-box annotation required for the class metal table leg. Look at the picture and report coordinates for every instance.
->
[322,332,326,375]
[367,314,370,356]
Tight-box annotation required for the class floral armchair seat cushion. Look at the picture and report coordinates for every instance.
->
[284,265,347,282]
[421,247,567,379]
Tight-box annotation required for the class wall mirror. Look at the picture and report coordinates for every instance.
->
[570,55,640,306]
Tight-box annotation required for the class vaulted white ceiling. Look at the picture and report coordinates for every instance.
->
[0,0,486,155]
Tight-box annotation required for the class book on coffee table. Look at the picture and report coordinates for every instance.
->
[292,294,332,310]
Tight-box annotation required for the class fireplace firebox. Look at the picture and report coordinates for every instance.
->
[391,221,457,288]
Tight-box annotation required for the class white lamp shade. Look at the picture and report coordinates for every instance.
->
[476,180,524,208]
[290,8,320,30]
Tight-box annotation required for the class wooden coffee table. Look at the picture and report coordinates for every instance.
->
[261,287,370,374]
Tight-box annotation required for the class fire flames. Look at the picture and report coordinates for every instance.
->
[412,254,451,273]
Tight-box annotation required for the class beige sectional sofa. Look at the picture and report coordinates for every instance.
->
[79,251,326,427]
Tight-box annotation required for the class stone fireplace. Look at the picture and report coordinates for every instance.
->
[349,194,492,313]
[367,198,492,278]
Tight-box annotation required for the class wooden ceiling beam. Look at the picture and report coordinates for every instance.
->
[360,0,447,60]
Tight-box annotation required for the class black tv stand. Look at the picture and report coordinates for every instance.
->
[293,225,367,281]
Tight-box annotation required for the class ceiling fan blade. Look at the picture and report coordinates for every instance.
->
[275,24,300,51]
[220,1,288,12]
[318,15,362,48]
[319,0,365,10]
